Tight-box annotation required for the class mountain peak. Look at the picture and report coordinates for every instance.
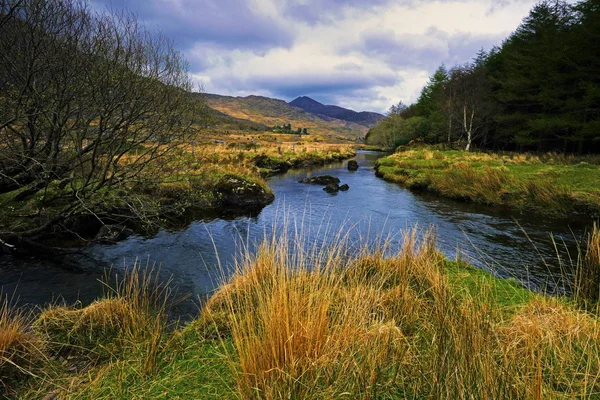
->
[289,96,384,127]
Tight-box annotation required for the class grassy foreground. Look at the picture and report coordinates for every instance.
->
[2,226,600,399]
[375,148,600,218]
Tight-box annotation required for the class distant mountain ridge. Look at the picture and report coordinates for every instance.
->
[201,93,368,140]
[289,96,384,127]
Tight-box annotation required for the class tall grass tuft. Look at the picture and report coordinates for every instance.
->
[574,223,600,312]
[35,261,176,375]
[0,296,46,394]
[207,228,508,398]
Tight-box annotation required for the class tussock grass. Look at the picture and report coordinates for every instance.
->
[575,223,600,312]
[8,225,600,399]
[375,148,600,217]
[0,296,46,393]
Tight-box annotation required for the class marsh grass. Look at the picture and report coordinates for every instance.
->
[574,223,600,312]
[0,296,47,394]
[6,225,600,399]
[375,148,600,217]
[200,226,600,399]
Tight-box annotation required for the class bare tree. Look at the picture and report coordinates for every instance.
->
[0,0,205,244]
[448,65,494,151]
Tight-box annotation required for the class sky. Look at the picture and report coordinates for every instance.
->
[92,0,552,113]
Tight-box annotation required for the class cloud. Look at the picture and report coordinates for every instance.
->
[354,26,506,70]
[92,0,295,50]
[91,0,549,113]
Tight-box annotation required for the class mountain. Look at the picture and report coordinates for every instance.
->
[289,96,385,127]
[201,94,368,140]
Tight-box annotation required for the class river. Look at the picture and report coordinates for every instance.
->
[0,151,593,317]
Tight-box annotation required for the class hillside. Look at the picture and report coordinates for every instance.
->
[289,96,384,127]
[202,93,368,140]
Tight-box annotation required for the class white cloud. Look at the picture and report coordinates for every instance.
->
[183,0,543,113]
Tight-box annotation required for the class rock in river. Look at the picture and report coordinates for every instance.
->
[347,160,359,171]
[299,175,340,185]
[339,184,350,191]
[323,183,340,193]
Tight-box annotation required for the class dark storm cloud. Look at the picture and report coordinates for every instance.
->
[213,69,400,101]
[354,26,505,70]
[92,0,295,51]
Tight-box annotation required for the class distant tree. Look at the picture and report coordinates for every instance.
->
[388,101,408,116]
[297,128,302,134]
[303,128,308,135]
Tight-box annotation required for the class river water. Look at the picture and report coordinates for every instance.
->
[1,151,593,316]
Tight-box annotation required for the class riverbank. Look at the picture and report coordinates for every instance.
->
[375,148,600,218]
[3,226,599,399]
[0,140,355,249]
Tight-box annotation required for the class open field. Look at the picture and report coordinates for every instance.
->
[375,148,600,218]
[3,225,600,399]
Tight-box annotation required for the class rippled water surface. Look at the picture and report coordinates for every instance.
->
[1,151,593,316]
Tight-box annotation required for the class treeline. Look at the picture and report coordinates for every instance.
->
[367,0,600,153]
[272,123,309,135]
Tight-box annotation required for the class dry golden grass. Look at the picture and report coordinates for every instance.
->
[206,228,511,398]
[575,223,600,312]
[501,297,600,398]
[0,297,46,391]
[198,225,600,399]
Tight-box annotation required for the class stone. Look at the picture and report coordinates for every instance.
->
[217,175,275,207]
[323,183,340,193]
[347,160,359,171]
[94,225,133,244]
[339,184,350,191]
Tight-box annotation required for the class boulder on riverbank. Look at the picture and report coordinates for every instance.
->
[347,160,359,171]
[299,176,340,185]
[253,155,291,174]
[94,225,134,244]
[217,175,275,207]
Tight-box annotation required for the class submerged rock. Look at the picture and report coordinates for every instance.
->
[339,184,350,191]
[347,160,359,171]
[299,175,340,185]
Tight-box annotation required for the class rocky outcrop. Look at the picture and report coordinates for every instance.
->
[217,175,275,207]
[347,160,359,171]
[299,176,340,185]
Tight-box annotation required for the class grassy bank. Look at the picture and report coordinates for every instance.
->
[0,137,354,243]
[3,225,600,399]
[375,148,600,218]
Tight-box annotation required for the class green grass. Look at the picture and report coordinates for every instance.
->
[375,148,600,217]
[65,339,235,400]
[445,260,534,311]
